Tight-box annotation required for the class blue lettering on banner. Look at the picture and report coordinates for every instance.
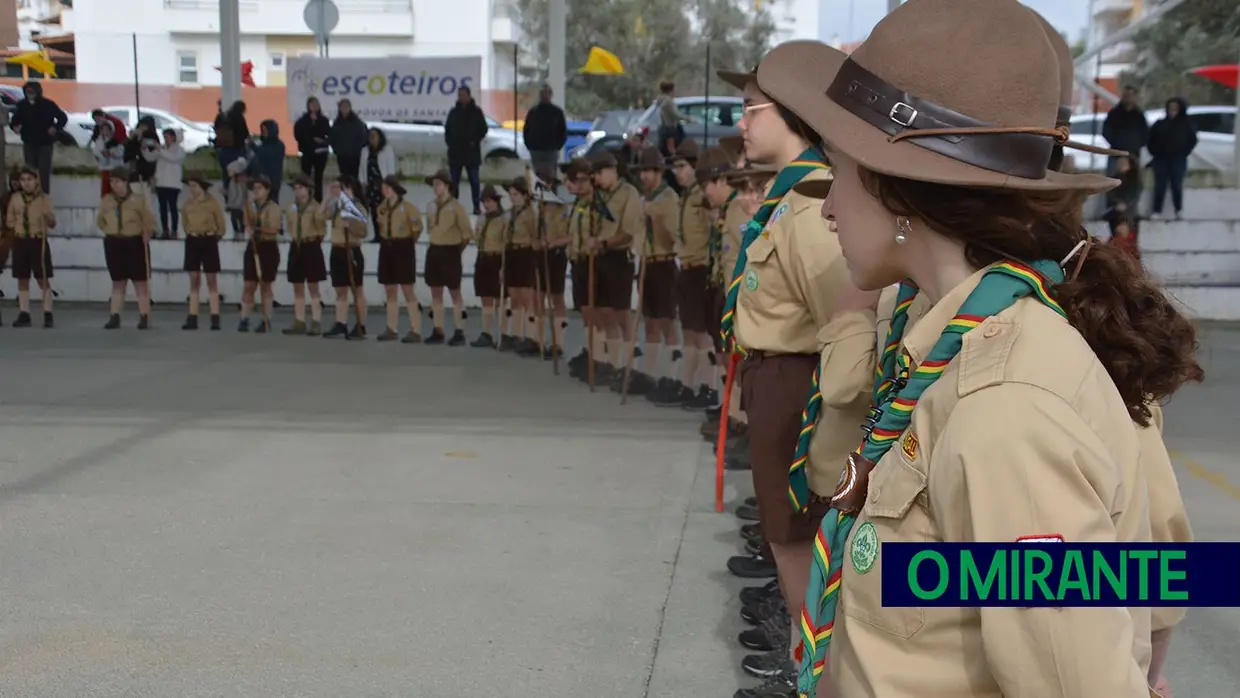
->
[319,72,474,97]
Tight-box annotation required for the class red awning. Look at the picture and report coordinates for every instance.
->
[1189,64,1238,89]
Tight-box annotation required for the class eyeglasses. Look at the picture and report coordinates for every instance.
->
[742,102,775,115]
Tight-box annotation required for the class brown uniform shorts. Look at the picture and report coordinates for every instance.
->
[11,236,52,280]
[183,236,221,274]
[740,352,830,545]
[103,236,149,282]
[243,240,281,283]
[287,240,327,284]
[378,237,416,286]
[707,283,724,352]
[424,243,463,289]
[598,249,633,311]
[504,246,537,289]
[677,264,711,333]
[571,258,591,310]
[330,246,364,289]
[546,247,569,295]
[641,258,677,320]
[474,251,502,299]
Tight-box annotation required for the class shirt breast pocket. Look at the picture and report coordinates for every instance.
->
[738,234,777,308]
[842,454,930,639]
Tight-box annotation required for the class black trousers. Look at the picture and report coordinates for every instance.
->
[336,153,361,179]
[156,187,181,234]
[300,152,328,201]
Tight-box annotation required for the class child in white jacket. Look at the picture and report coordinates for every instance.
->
[144,128,187,239]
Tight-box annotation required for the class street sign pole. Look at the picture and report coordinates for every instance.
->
[219,0,242,109]
[304,0,340,59]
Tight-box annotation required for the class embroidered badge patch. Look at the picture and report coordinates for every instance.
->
[900,431,919,460]
[851,521,878,574]
[744,269,759,292]
[769,203,789,224]
[1016,534,1065,543]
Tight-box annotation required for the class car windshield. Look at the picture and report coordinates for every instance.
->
[592,111,636,133]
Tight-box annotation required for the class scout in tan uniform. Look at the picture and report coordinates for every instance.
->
[375,175,425,343]
[179,172,226,331]
[423,169,471,346]
[771,4,1204,697]
[470,185,506,348]
[282,174,328,336]
[502,176,540,355]
[323,175,369,339]
[239,176,282,333]
[587,151,642,383]
[535,165,571,358]
[711,55,873,695]
[6,166,55,328]
[98,166,156,330]
[563,158,601,379]
[684,146,736,410]
[627,146,679,397]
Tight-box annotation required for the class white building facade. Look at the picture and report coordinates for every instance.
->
[1085,0,1143,85]
[62,0,518,90]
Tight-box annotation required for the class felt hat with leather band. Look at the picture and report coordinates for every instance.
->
[666,139,700,166]
[696,146,736,184]
[718,68,756,92]
[590,151,619,172]
[759,0,1124,198]
[723,162,777,184]
[635,146,665,170]
[1033,9,1075,171]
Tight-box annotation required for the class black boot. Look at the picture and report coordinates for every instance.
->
[497,334,517,352]
[137,314,150,330]
[43,311,53,328]
[515,338,541,357]
[470,332,496,348]
[210,314,221,331]
[323,321,348,338]
[728,552,778,579]
[104,313,121,330]
[682,385,719,411]
[346,323,366,340]
[182,315,198,330]
[447,329,467,347]
[376,328,400,342]
[425,329,446,345]
[12,311,31,328]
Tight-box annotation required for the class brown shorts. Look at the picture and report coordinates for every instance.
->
[103,236,149,282]
[474,252,502,299]
[11,236,52,280]
[707,283,724,351]
[641,259,677,320]
[598,249,633,311]
[424,243,463,289]
[546,248,569,295]
[378,237,416,286]
[677,265,711,333]
[571,258,592,310]
[330,245,364,289]
[243,239,281,283]
[740,352,830,544]
[504,246,537,289]
[287,240,327,284]
[183,236,221,274]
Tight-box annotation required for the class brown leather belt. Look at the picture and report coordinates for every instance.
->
[646,255,676,262]
[508,244,533,250]
[480,251,503,257]
[681,261,708,269]
[826,57,1051,179]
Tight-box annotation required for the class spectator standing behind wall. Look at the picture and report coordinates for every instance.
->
[1101,86,1149,175]
[523,85,568,173]
[213,101,251,197]
[293,97,331,201]
[9,81,67,195]
[89,109,128,197]
[330,99,368,180]
[1147,97,1198,221]
[445,86,488,215]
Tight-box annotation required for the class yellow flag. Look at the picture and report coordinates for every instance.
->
[580,46,624,76]
[7,49,56,78]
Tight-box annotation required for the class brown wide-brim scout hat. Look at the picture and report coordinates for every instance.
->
[184,171,213,189]
[562,157,592,179]
[507,176,529,195]
[667,139,700,166]
[719,135,743,161]
[724,161,778,185]
[481,184,502,202]
[290,173,314,190]
[696,146,736,184]
[589,151,619,172]
[425,169,452,186]
[634,146,665,171]
[718,67,756,92]
[534,163,560,187]
[764,0,1117,198]
[382,174,407,196]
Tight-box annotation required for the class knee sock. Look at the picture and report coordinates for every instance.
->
[591,330,607,361]
[682,347,700,387]
[189,288,200,316]
[501,307,513,337]
[610,329,624,367]
[432,298,445,332]
[669,348,683,381]
[518,307,527,340]
[309,295,321,322]
[110,288,123,315]
[526,313,539,346]
[643,342,661,375]
[42,286,52,313]
[700,350,717,390]
[137,289,151,316]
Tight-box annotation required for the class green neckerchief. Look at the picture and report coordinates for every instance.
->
[114,192,130,235]
[645,184,667,251]
[255,199,276,238]
[795,260,1070,698]
[293,197,310,241]
[483,209,504,248]
[20,192,35,237]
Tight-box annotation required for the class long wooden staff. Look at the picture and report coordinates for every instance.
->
[535,186,560,374]
[586,249,596,392]
[620,256,646,405]
[496,211,509,350]
[714,351,741,513]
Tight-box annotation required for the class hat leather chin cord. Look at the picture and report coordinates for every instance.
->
[826,58,1126,178]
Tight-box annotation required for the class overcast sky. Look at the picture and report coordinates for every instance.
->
[821,0,1091,44]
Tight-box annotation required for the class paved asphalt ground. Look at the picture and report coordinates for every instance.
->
[0,308,1236,698]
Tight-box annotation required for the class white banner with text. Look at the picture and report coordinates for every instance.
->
[286,56,482,123]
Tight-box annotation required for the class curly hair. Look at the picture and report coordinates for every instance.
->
[859,168,1203,427]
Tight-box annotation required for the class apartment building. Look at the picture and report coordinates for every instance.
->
[1086,0,1144,93]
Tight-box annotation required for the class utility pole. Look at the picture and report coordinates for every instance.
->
[219,0,242,109]
[548,0,566,115]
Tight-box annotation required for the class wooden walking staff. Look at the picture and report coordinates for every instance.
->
[714,350,741,513]
[619,255,647,405]
[586,250,596,391]
[526,165,549,362]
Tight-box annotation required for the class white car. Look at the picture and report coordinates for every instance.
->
[1065,105,1235,173]
[99,106,215,153]
[366,116,529,162]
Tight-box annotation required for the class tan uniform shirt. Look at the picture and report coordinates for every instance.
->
[97,193,155,237]
[6,192,53,238]
[251,200,282,240]
[733,169,843,355]
[541,201,569,247]
[475,212,507,254]
[182,195,226,237]
[643,185,678,258]
[377,198,424,241]
[596,181,641,252]
[329,209,367,247]
[508,204,537,246]
[832,265,1154,698]
[677,184,712,266]
[719,198,750,284]
[428,196,471,245]
[286,199,326,242]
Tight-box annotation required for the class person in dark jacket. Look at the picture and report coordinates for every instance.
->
[523,85,567,172]
[250,120,286,203]
[330,99,368,180]
[10,81,68,195]
[1101,86,1149,174]
[1147,97,1197,220]
[123,116,161,201]
[293,96,331,201]
[214,101,250,196]
[444,86,488,214]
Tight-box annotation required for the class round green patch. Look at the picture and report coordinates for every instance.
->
[744,269,759,292]
[850,521,879,574]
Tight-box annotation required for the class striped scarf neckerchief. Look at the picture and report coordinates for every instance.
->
[114,193,129,235]
[507,202,528,244]
[484,209,504,248]
[677,184,700,245]
[795,259,1068,698]
[707,190,736,286]
[383,197,403,240]
[255,200,275,239]
[718,148,830,354]
[292,197,309,241]
[645,184,667,250]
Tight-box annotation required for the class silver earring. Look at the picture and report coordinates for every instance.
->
[895,216,911,245]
